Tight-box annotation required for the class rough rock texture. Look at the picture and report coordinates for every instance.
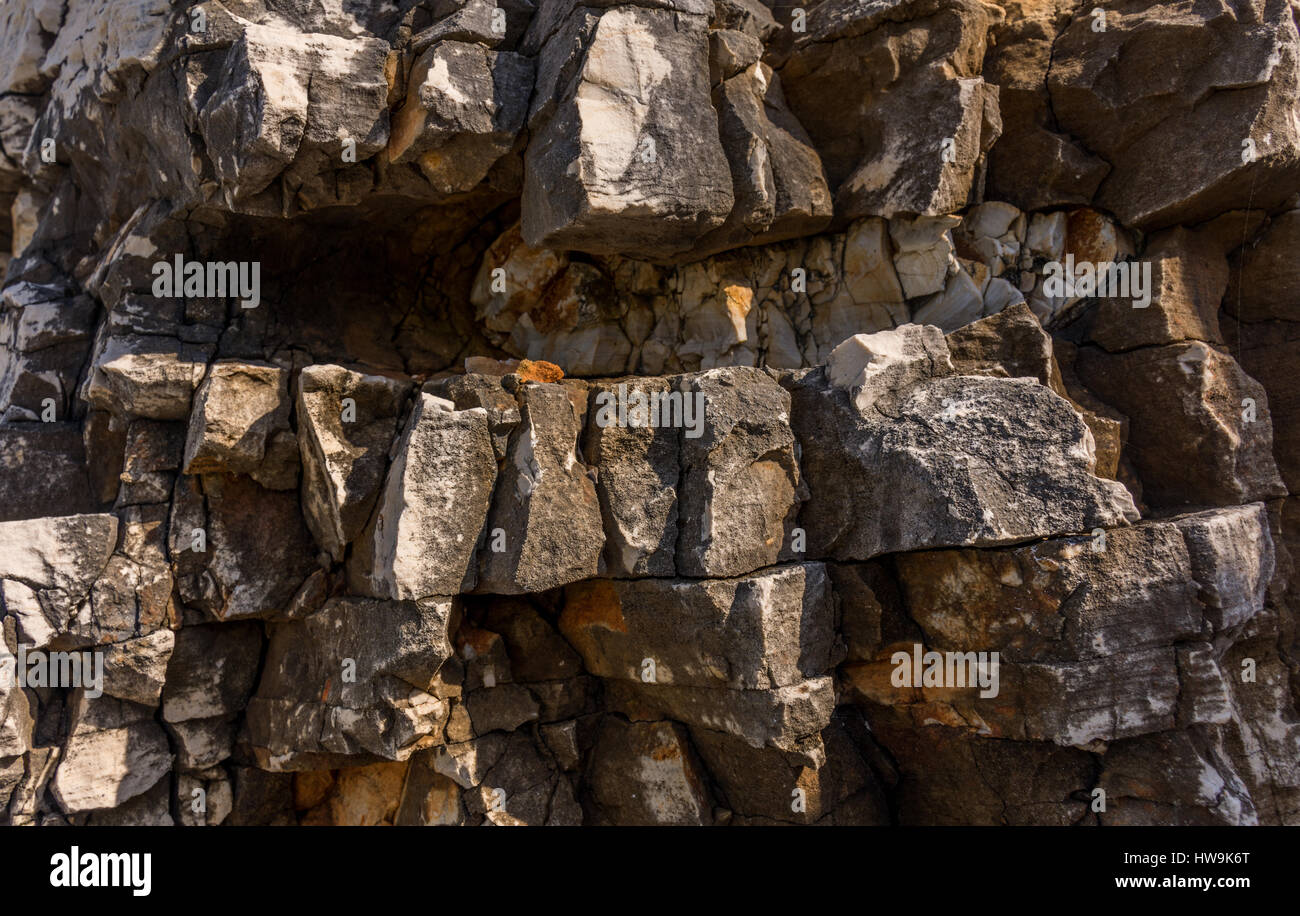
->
[0,0,1297,828]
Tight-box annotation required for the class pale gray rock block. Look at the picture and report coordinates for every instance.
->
[478,382,604,593]
[349,393,498,599]
[781,0,999,219]
[389,41,534,195]
[788,370,1139,560]
[161,622,262,724]
[582,376,679,577]
[196,23,391,202]
[242,597,456,769]
[296,364,410,563]
[677,367,804,577]
[826,324,952,414]
[0,513,118,648]
[100,629,175,706]
[182,360,292,477]
[559,563,837,689]
[52,715,173,814]
[1174,503,1275,632]
[522,3,734,259]
[84,334,210,421]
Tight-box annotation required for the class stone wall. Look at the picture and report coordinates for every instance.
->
[0,0,1296,825]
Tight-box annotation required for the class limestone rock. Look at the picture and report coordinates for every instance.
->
[561,564,837,689]
[677,367,804,577]
[0,514,117,648]
[388,41,533,195]
[349,393,498,599]
[582,377,680,577]
[1048,0,1300,229]
[182,360,293,478]
[478,382,604,593]
[243,597,457,769]
[52,698,172,814]
[84,336,210,421]
[522,3,734,259]
[607,675,836,755]
[296,364,411,563]
[1076,342,1287,509]
[169,474,316,620]
[781,0,999,220]
[587,718,714,825]
[827,325,953,414]
[788,370,1139,561]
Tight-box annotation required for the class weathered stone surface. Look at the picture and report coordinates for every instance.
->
[1228,208,1300,323]
[161,622,263,725]
[169,474,316,620]
[296,364,411,563]
[981,1,1108,211]
[848,507,1272,749]
[582,377,680,577]
[1077,342,1287,509]
[182,360,293,478]
[0,424,95,522]
[697,61,833,255]
[349,393,497,598]
[0,514,117,648]
[677,367,804,577]
[84,336,209,421]
[607,675,836,755]
[388,41,533,195]
[788,368,1138,561]
[587,718,714,825]
[100,630,174,706]
[1173,504,1275,632]
[522,3,734,258]
[51,697,172,814]
[781,0,999,220]
[196,23,391,206]
[691,719,888,825]
[1082,227,1226,352]
[243,597,456,770]
[478,382,604,592]
[1099,730,1256,826]
[2,0,1298,829]
[827,324,953,414]
[561,564,836,689]
[1049,0,1300,229]
[946,302,1058,387]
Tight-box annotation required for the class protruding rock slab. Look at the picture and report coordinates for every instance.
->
[478,382,604,593]
[349,393,498,599]
[560,563,837,690]
[296,364,410,563]
[677,367,804,577]
[522,3,734,259]
[243,597,456,770]
[787,367,1139,561]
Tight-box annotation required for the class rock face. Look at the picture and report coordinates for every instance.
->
[0,0,1297,830]
[522,2,735,258]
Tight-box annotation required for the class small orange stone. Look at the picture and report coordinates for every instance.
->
[515,358,565,383]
